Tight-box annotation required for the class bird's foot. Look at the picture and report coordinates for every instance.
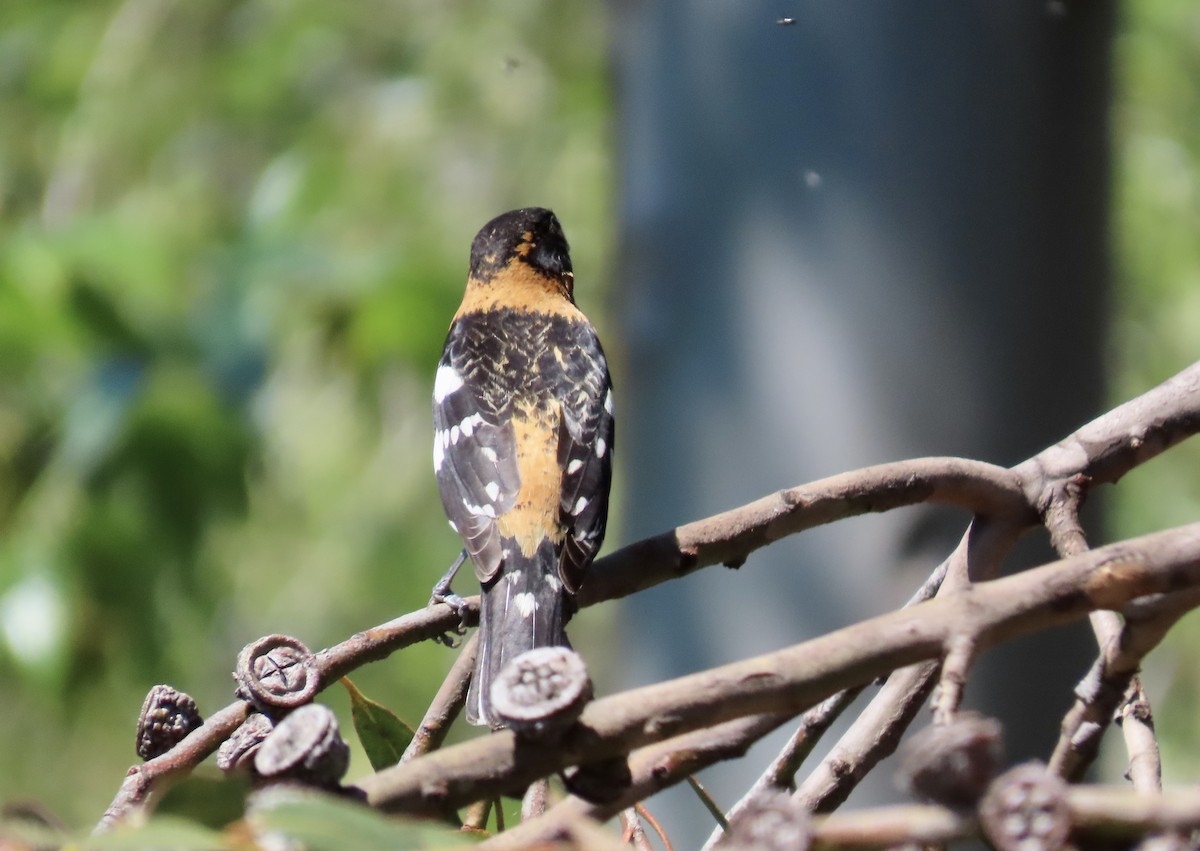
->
[429,550,471,646]
[429,586,470,647]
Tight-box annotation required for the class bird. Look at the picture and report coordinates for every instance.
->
[431,207,614,727]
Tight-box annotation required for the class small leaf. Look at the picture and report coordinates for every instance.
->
[341,676,416,771]
[249,787,474,850]
[80,816,228,850]
[0,818,68,850]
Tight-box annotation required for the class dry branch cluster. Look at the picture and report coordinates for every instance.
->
[98,360,1200,848]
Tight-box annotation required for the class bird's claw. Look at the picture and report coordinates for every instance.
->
[429,587,471,647]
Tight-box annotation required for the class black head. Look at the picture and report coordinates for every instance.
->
[469,207,573,283]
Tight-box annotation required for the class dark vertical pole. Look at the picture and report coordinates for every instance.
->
[612,1,1113,841]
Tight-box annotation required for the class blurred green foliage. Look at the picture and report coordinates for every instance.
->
[0,0,612,826]
[1111,0,1200,782]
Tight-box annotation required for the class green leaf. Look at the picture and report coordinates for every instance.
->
[77,816,228,850]
[249,787,475,850]
[0,818,68,850]
[342,676,416,771]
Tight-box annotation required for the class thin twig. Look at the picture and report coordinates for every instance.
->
[479,714,793,848]
[905,559,949,606]
[795,659,941,815]
[1041,475,1092,561]
[686,776,729,833]
[806,784,1200,847]
[699,689,865,851]
[637,804,673,851]
[1047,587,1200,782]
[1118,682,1163,792]
[498,782,1200,848]
[522,779,550,821]
[98,604,477,830]
[618,808,653,851]
[791,515,1023,815]
[705,552,951,849]
[1043,474,1168,792]
[784,362,1200,817]
[580,457,1033,609]
[763,688,862,792]
[462,799,491,832]
[811,803,975,847]
[361,523,1200,818]
[97,702,250,831]
[401,633,478,763]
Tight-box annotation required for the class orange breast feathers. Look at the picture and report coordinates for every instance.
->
[494,399,567,558]
[453,259,579,322]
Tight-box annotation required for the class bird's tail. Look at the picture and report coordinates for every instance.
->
[467,539,570,727]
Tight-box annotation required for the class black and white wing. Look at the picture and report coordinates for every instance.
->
[555,333,614,593]
[432,339,519,584]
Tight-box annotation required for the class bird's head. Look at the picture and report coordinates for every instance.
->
[469,207,574,298]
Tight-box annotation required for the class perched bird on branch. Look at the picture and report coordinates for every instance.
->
[431,208,614,727]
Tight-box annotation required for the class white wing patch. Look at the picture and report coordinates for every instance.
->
[463,497,497,518]
[459,412,483,436]
[433,364,464,402]
[513,592,537,618]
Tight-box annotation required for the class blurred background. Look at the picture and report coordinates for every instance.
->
[0,0,1198,839]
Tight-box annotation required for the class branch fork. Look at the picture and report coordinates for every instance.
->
[95,360,1200,849]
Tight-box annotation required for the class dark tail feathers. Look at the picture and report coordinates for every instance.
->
[467,539,570,727]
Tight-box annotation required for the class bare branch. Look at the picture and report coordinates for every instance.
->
[1017,363,1200,492]
[1119,684,1163,793]
[792,514,1025,816]
[97,702,249,831]
[1049,588,1200,784]
[704,538,959,848]
[618,809,653,851]
[719,687,864,818]
[92,460,1027,829]
[97,361,1200,832]
[99,605,478,829]
[491,782,1200,849]
[1070,784,1200,835]
[812,803,974,847]
[580,457,1030,607]
[401,634,478,763]
[932,634,978,723]
[780,362,1200,816]
[359,523,1200,817]
[809,784,1200,848]
[588,361,1200,610]
[479,713,792,849]
[1042,476,1092,560]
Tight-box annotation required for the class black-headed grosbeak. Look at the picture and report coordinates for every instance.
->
[432,207,614,727]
